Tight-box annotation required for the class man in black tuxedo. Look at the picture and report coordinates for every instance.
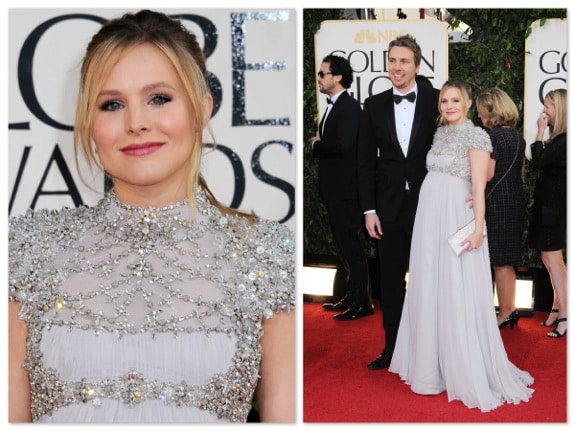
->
[357,35,440,368]
[309,54,373,320]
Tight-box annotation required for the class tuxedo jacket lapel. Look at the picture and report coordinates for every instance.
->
[321,93,346,139]
[407,92,428,156]
[319,107,328,139]
[382,93,404,157]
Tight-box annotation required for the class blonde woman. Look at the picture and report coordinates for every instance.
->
[476,88,526,329]
[389,79,533,412]
[528,88,567,338]
[9,10,295,423]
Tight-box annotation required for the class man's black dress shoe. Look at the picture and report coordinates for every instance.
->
[322,297,353,311]
[367,350,393,370]
[333,304,374,320]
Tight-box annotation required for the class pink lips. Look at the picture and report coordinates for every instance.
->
[121,142,164,156]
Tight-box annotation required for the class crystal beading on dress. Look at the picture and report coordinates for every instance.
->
[9,187,295,422]
[427,119,492,180]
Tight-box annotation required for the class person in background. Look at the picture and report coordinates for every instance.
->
[357,34,439,369]
[308,54,373,320]
[527,88,567,338]
[9,10,295,423]
[476,88,526,329]
[415,74,434,89]
[389,79,533,412]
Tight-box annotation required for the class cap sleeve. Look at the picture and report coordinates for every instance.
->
[8,209,55,312]
[236,218,295,320]
[469,126,492,153]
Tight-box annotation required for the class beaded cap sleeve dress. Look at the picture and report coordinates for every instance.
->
[9,188,295,423]
[388,120,533,412]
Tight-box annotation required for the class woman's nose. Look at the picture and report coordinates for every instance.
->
[126,106,149,134]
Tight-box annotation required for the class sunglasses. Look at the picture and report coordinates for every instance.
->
[317,71,333,78]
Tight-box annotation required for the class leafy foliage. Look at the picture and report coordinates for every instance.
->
[303,9,344,255]
[448,9,566,267]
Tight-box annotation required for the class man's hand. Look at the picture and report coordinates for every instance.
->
[308,133,320,146]
[365,212,382,239]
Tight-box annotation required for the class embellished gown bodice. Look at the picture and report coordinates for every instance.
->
[9,189,295,423]
[426,119,492,181]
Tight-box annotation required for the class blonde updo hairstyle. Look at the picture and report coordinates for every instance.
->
[74,10,251,222]
[437,79,473,126]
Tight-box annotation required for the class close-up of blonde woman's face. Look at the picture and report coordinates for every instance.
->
[91,44,198,199]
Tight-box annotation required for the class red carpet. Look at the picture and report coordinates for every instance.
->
[303,301,567,422]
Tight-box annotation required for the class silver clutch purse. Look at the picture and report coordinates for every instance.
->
[447,219,487,256]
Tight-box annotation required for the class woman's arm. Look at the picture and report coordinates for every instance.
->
[256,310,295,422]
[467,148,491,250]
[9,301,32,422]
[531,133,567,170]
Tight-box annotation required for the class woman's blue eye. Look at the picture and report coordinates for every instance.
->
[99,100,122,111]
[150,94,171,105]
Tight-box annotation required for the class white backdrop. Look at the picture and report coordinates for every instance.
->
[314,19,449,113]
[8,8,296,230]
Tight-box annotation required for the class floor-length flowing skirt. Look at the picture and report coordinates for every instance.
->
[389,171,534,412]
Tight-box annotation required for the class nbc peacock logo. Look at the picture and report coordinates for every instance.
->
[354,29,377,43]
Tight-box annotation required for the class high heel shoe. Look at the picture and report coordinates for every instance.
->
[547,317,567,338]
[541,309,559,327]
[499,310,520,330]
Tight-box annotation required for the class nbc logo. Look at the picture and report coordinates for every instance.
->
[354,29,377,43]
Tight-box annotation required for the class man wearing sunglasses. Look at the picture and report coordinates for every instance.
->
[308,55,373,321]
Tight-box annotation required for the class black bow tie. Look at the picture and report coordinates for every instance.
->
[327,98,333,104]
[393,92,416,104]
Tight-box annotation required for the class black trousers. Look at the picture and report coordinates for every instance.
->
[325,199,371,306]
[377,191,417,352]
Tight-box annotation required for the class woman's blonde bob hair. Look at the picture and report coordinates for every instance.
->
[74,9,254,222]
[475,87,519,130]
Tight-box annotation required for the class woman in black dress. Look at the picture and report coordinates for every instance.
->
[477,88,526,329]
[527,88,567,338]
